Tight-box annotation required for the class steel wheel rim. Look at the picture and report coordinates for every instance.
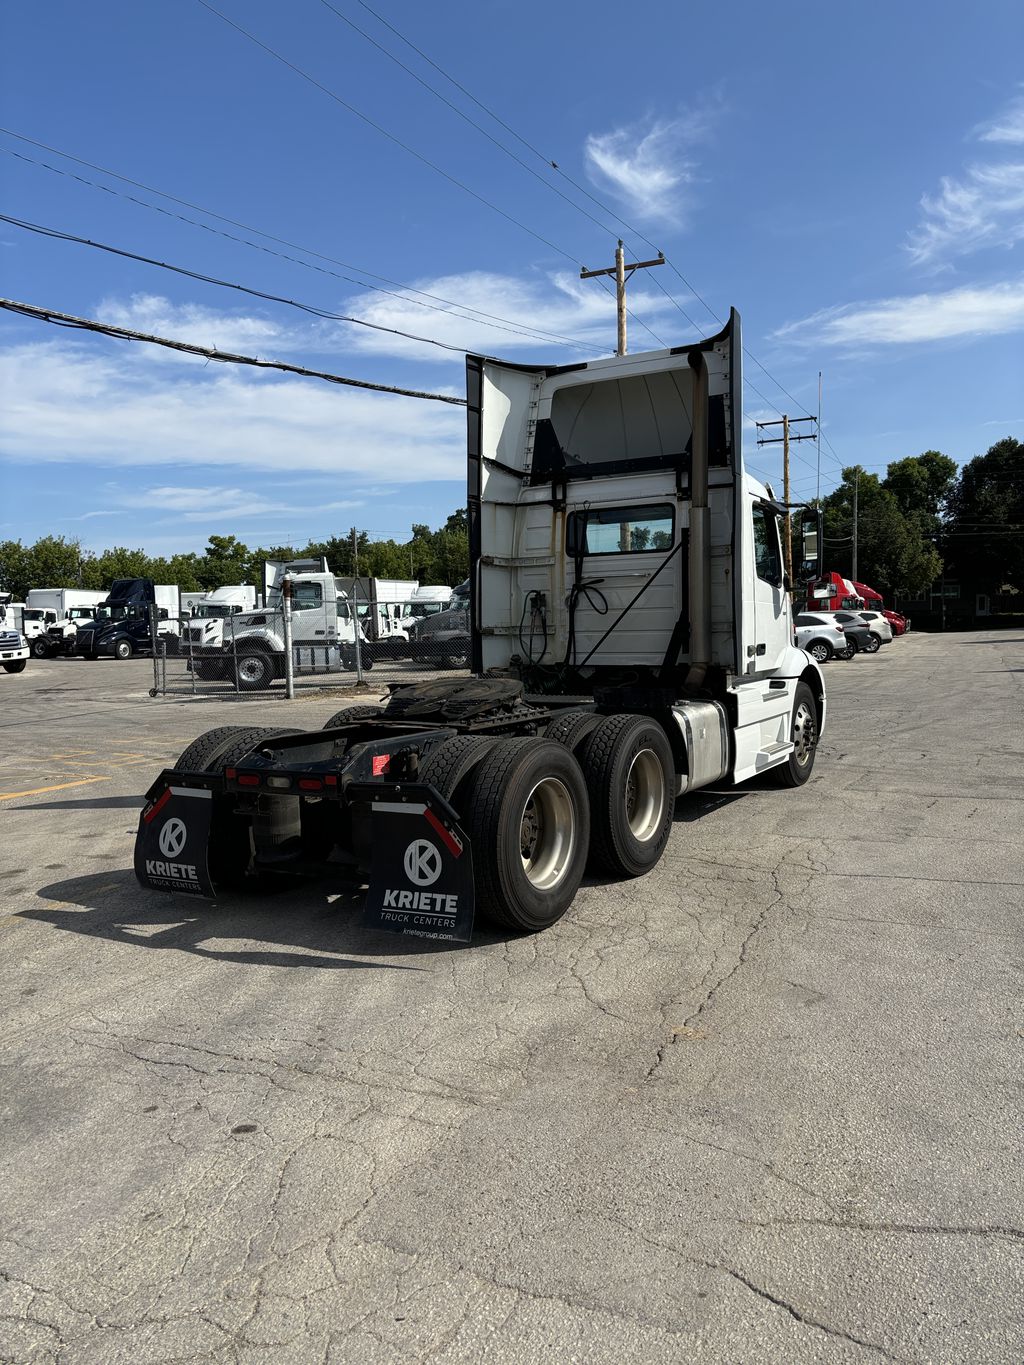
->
[792,701,816,767]
[625,748,665,841]
[239,656,265,683]
[519,777,575,889]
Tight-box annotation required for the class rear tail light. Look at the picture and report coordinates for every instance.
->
[835,625,845,632]
[298,778,323,792]
[237,774,261,787]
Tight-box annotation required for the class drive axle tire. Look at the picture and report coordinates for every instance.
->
[544,708,601,753]
[322,704,382,728]
[30,638,51,659]
[579,714,676,877]
[418,734,496,802]
[463,738,590,933]
[775,682,818,788]
[170,726,302,888]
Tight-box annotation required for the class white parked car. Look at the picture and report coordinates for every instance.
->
[793,616,850,663]
[857,610,893,645]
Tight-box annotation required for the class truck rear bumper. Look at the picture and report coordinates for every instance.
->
[133,767,477,941]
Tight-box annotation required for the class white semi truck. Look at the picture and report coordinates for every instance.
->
[183,558,370,688]
[335,577,418,659]
[0,593,29,673]
[134,312,826,941]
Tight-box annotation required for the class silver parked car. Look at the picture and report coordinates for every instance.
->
[794,615,850,663]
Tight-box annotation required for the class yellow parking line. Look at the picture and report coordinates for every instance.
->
[0,777,110,801]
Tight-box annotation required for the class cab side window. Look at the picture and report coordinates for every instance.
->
[752,506,782,586]
[292,582,323,611]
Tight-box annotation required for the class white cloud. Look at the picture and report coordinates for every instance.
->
[96,293,289,354]
[907,162,1024,265]
[975,92,1024,145]
[773,279,1024,347]
[0,334,465,477]
[141,485,363,523]
[341,269,684,360]
[584,109,714,224]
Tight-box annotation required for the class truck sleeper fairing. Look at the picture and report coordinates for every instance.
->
[466,311,745,684]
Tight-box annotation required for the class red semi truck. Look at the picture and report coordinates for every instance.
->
[807,572,908,633]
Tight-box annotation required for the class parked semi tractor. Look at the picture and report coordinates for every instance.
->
[183,558,370,688]
[75,579,181,659]
[135,312,826,939]
[0,593,29,673]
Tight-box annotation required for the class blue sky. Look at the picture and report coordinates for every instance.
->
[2,0,1022,557]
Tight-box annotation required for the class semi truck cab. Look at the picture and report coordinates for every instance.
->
[134,310,827,940]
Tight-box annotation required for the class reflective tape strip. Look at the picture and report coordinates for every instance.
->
[424,806,462,858]
[372,801,426,815]
[142,786,172,824]
[169,787,212,799]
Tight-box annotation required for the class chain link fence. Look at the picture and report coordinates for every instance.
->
[148,594,471,698]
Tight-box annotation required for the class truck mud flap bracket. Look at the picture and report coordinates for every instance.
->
[134,775,216,898]
[351,782,475,943]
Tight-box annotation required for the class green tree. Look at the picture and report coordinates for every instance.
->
[198,535,250,590]
[23,535,89,590]
[84,546,152,589]
[944,437,1024,590]
[0,540,31,600]
[883,450,958,537]
[823,466,941,600]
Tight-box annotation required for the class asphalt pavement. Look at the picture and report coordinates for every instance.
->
[0,635,1021,1364]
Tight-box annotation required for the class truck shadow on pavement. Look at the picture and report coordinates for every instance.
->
[27,869,461,970]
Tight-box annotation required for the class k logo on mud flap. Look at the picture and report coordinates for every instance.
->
[403,839,441,886]
[159,817,187,859]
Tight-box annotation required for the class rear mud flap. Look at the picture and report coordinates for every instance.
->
[361,789,475,943]
[134,779,216,898]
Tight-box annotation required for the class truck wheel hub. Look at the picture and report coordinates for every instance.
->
[625,748,665,841]
[519,778,574,890]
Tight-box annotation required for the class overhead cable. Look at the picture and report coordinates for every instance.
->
[192,0,667,349]
[0,212,577,355]
[0,136,591,348]
[0,298,467,404]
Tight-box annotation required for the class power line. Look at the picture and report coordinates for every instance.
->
[322,0,826,421]
[0,136,592,349]
[0,211,585,356]
[192,0,668,350]
[0,297,467,405]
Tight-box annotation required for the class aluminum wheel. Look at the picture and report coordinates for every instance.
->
[519,777,575,890]
[792,699,816,768]
[624,748,666,842]
[809,641,830,663]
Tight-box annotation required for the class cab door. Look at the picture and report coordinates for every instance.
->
[747,501,791,675]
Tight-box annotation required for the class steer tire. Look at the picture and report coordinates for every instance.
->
[3,660,27,674]
[462,738,590,933]
[418,735,496,803]
[114,639,134,660]
[774,682,818,788]
[235,651,276,691]
[579,714,676,877]
[544,708,601,753]
[30,638,51,659]
[322,704,382,728]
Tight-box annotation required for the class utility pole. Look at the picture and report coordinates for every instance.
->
[756,414,818,583]
[852,469,859,582]
[580,240,665,355]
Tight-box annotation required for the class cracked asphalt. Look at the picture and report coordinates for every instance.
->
[1,634,1021,1364]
